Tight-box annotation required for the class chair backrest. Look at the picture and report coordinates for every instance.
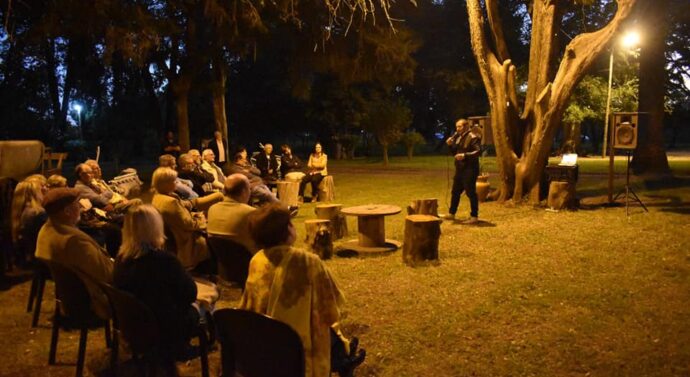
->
[38,258,100,324]
[214,308,305,377]
[207,236,252,289]
[97,282,161,355]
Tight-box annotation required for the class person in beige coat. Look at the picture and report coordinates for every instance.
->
[35,187,114,317]
[151,167,211,270]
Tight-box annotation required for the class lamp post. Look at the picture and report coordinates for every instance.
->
[606,30,640,202]
[73,103,83,140]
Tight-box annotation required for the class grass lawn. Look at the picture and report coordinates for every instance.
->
[1,155,689,376]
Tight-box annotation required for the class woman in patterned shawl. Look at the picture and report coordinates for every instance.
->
[239,203,365,377]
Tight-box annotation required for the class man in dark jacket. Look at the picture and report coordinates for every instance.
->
[443,118,481,223]
[177,154,214,197]
[254,143,279,183]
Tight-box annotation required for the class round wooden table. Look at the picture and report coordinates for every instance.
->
[340,204,402,254]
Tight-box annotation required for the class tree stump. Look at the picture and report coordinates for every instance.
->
[314,204,348,240]
[547,181,576,210]
[406,198,439,216]
[317,176,335,202]
[402,215,442,266]
[476,174,491,202]
[276,180,300,207]
[304,219,333,259]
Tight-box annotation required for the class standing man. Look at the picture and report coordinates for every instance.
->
[443,118,481,224]
[208,131,228,168]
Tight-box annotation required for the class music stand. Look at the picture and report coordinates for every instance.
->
[613,150,648,216]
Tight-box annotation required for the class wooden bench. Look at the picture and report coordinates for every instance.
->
[42,150,68,177]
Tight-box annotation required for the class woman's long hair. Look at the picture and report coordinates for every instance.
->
[118,205,165,260]
[11,180,44,243]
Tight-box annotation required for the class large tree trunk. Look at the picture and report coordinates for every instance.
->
[466,0,638,204]
[170,76,192,151]
[382,143,389,166]
[632,0,671,175]
[211,56,229,142]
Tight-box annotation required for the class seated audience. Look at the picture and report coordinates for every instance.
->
[113,204,200,364]
[25,174,49,196]
[207,174,257,253]
[255,143,279,183]
[151,167,209,270]
[227,147,281,206]
[201,149,225,192]
[159,154,198,199]
[11,179,47,266]
[188,149,203,167]
[35,188,113,317]
[178,153,215,198]
[46,174,68,189]
[239,203,365,377]
[280,144,306,182]
[74,162,140,214]
[208,131,228,167]
[302,142,328,202]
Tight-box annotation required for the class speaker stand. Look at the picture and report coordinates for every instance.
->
[613,150,648,216]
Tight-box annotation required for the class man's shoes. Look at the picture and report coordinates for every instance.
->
[288,205,299,217]
[461,216,479,225]
[441,213,455,220]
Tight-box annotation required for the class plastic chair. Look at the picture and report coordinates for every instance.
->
[38,258,112,377]
[98,282,210,377]
[214,308,304,377]
[26,259,51,327]
[207,236,252,289]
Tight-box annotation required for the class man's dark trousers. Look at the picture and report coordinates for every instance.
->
[449,163,479,218]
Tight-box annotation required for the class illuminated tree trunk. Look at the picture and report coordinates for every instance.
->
[466,0,638,204]
[171,76,192,151]
[632,0,671,175]
[211,57,229,143]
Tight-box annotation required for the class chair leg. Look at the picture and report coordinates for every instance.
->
[27,274,38,312]
[198,328,209,377]
[75,328,88,377]
[31,275,46,327]
[110,329,119,375]
[49,304,60,365]
[104,321,112,348]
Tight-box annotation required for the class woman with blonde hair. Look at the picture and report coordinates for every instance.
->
[113,204,199,365]
[11,179,47,265]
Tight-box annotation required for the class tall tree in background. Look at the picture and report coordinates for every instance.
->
[466,0,638,203]
[631,0,671,175]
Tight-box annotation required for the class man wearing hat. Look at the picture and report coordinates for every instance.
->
[35,188,113,315]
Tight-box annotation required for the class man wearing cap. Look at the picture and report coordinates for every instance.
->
[35,188,113,315]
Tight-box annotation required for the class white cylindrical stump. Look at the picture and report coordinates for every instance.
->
[277,180,300,207]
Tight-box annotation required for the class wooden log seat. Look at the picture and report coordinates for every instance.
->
[317,176,335,202]
[402,215,442,266]
[276,180,301,207]
[406,198,439,217]
[314,203,348,240]
[547,181,577,210]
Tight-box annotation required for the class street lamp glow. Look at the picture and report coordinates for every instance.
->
[620,30,641,49]
[73,103,83,113]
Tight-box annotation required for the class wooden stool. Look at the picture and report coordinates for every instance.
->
[547,181,576,210]
[317,176,335,202]
[402,215,442,266]
[304,219,333,259]
[406,199,439,216]
[314,204,348,240]
[276,180,300,207]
